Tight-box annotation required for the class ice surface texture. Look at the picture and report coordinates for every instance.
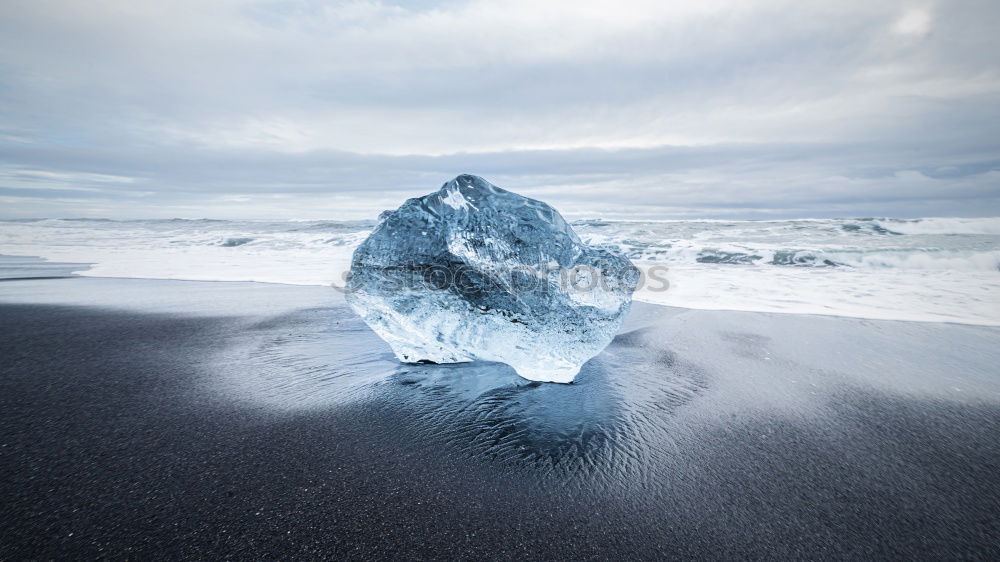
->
[345,174,640,383]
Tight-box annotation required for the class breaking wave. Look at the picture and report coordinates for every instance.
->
[2,215,998,324]
[220,237,254,247]
[570,217,1000,272]
[687,248,999,271]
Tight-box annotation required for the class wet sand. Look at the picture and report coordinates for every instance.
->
[1,275,999,559]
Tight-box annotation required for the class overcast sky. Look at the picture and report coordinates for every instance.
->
[1,0,998,219]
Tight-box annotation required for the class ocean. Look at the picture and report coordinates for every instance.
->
[1,216,998,325]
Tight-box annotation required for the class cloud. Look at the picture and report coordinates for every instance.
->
[893,6,933,36]
[0,0,998,218]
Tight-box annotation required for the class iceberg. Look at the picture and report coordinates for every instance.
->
[345,174,639,383]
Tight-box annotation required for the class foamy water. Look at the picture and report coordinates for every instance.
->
[1,217,997,325]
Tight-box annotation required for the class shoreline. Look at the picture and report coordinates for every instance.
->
[2,253,998,327]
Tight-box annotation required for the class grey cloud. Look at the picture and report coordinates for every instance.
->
[0,0,998,219]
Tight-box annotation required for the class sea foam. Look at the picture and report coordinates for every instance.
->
[1,216,997,325]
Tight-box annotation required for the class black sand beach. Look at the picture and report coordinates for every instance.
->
[2,274,999,559]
